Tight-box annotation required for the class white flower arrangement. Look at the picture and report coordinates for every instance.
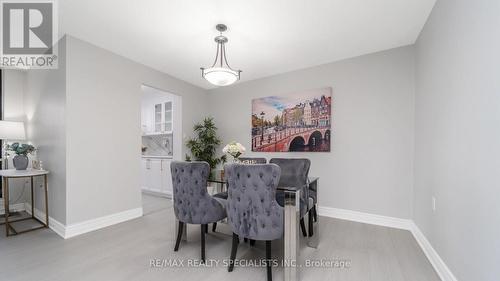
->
[222,141,246,159]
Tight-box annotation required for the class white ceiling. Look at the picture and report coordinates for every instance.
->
[60,0,436,89]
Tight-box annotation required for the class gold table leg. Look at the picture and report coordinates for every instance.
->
[3,177,9,236]
[31,176,34,218]
[44,174,49,227]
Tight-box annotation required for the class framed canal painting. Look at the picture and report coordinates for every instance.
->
[251,87,332,152]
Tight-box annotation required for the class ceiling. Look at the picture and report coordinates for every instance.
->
[60,0,436,89]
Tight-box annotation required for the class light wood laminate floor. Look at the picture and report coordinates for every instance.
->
[0,194,440,281]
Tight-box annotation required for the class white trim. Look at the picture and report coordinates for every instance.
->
[318,206,457,281]
[25,203,143,239]
[25,203,66,238]
[318,206,413,230]
[410,222,458,281]
[64,207,143,239]
[141,189,172,199]
[0,202,26,214]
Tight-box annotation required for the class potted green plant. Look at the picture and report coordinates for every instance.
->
[185,117,226,178]
[7,142,36,170]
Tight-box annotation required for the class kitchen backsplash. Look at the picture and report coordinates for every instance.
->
[142,134,173,157]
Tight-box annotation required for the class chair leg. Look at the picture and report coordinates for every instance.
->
[308,210,314,237]
[244,238,248,243]
[249,239,256,246]
[312,205,318,222]
[174,221,184,251]
[300,218,307,237]
[201,225,206,263]
[204,224,208,233]
[212,222,217,232]
[266,241,272,281]
[228,233,239,272]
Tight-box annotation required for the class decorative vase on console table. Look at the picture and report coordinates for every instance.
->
[7,142,36,170]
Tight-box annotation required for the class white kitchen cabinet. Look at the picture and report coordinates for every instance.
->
[140,159,148,188]
[141,158,172,197]
[142,99,173,135]
[161,159,172,194]
[153,101,173,134]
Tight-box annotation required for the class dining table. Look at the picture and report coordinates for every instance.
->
[204,171,320,281]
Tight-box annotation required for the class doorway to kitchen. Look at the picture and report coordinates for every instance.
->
[140,85,182,203]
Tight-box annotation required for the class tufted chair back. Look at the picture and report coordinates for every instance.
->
[270,158,311,216]
[238,157,267,164]
[224,163,284,241]
[171,161,226,225]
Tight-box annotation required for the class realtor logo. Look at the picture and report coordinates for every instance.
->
[0,0,58,68]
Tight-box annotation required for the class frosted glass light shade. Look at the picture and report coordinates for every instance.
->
[0,121,26,140]
[202,67,239,86]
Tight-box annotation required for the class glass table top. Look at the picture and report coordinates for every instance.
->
[208,170,318,190]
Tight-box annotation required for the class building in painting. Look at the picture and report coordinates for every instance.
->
[280,96,331,128]
[282,108,292,127]
[282,105,304,127]
[310,99,320,126]
[303,101,312,126]
[317,95,331,127]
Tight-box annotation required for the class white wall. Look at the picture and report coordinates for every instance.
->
[24,38,68,224]
[414,0,500,280]
[1,70,29,210]
[65,36,208,224]
[208,46,415,219]
[3,70,25,121]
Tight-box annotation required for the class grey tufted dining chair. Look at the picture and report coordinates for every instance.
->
[224,163,283,281]
[238,157,267,164]
[270,158,314,237]
[212,157,267,202]
[170,161,227,263]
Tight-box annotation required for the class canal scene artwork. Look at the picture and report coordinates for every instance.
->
[251,87,332,152]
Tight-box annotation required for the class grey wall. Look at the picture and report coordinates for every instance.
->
[414,0,500,280]
[1,70,29,209]
[208,46,415,219]
[3,70,25,121]
[24,38,67,224]
[65,36,208,224]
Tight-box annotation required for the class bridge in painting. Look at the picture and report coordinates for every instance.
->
[252,126,331,152]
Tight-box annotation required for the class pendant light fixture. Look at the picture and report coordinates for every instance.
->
[201,24,241,86]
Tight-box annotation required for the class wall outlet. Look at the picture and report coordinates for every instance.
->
[432,196,436,212]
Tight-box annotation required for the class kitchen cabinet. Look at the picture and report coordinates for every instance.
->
[142,101,173,135]
[153,101,173,134]
[141,158,172,197]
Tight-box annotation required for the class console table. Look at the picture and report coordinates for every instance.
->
[0,169,49,236]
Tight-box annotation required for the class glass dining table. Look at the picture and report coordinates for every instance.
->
[207,171,320,281]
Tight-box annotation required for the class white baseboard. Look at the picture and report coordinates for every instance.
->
[64,207,143,239]
[25,203,66,238]
[318,206,456,281]
[410,222,458,281]
[141,189,172,199]
[25,203,143,239]
[318,206,413,230]
[0,202,26,215]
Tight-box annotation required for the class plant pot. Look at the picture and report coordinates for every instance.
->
[13,155,29,170]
